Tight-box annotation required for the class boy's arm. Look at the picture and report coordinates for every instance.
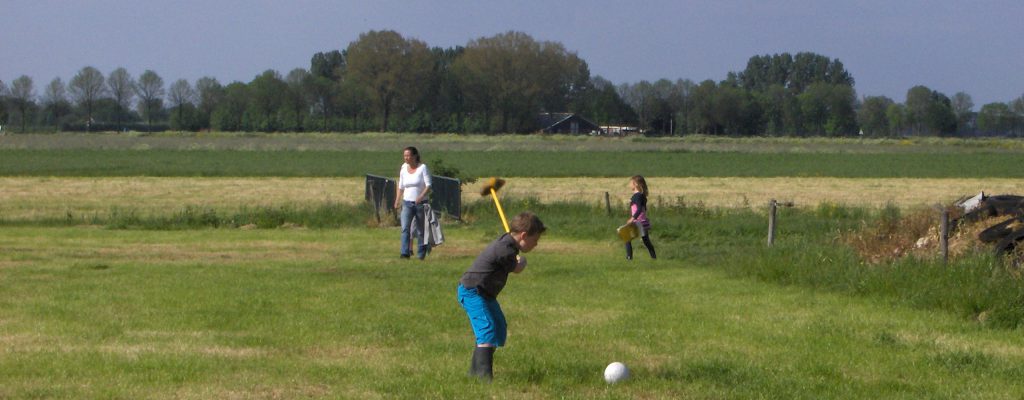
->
[512,255,527,273]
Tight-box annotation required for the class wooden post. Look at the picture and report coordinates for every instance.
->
[605,192,612,216]
[768,199,777,247]
[940,209,949,264]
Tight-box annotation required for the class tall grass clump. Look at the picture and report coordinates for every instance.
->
[725,204,1024,329]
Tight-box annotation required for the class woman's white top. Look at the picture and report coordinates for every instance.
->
[398,163,431,201]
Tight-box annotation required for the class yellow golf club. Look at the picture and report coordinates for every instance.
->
[479,177,509,233]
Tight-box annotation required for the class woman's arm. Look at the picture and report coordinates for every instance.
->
[415,165,431,204]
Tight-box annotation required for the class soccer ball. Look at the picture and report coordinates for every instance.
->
[603,361,629,384]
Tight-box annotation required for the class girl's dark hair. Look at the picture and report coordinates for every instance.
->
[510,212,547,236]
[404,146,420,163]
[631,175,649,196]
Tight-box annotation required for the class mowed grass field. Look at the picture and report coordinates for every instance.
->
[3,133,1024,398]
[3,176,1024,223]
[4,226,1024,399]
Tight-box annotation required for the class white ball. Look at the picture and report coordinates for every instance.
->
[603,361,630,384]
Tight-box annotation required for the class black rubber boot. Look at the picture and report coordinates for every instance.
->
[469,346,494,382]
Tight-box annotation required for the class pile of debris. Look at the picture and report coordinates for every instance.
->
[848,192,1024,265]
[949,192,1024,260]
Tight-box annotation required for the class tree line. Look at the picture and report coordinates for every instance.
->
[2,30,1023,136]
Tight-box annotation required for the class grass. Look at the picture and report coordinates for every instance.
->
[3,176,1023,224]
[5,132,1024,153]
[3,148,1024,178]
[4,133,1024,397]
[3,224,1024,398]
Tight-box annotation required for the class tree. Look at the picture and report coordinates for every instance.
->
[857,96,894,136]
[416,46,466,132]
[904,85,955,136]
[687,80,721,134]
[798,83,857,136]
[69,66,106,131]
[1011,94,1024,116]
[755,84,796,136]
[247,70,288,131]
[535,42,588,116]
[9,75,36,132]
[107,68,136,130]
[195,77,223,130]
[211,82,248,131]
[346,30,433,132]
[886,103,908,136]
[950,92,974,133]
[135,70,165,131]
[455,31,584,133]
[1012,94,1024,136]
[0,79,8,128]
[925,92,957,136]
[305,74,337,132]
[168,79,196,131]
[904,86,932,135]
[578,76,635,128]
[618,81,654,132]
[310,50,346,81]
[42,77,73,129]
[739,52,853,93]
[976,102,1016,135]
[713,84,762,135]
[284,68,310,131]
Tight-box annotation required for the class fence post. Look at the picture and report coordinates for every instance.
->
[605,192,612,216]
[768,199,777,247]
[940,209,949,264]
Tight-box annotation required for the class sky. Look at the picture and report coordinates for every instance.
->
[3,0,1023,107]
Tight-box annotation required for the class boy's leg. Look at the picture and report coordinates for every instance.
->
[472,299,504,381]
[471,346,495,381]
[458,284,505,380]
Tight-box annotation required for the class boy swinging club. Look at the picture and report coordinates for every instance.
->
[457,212,546,381]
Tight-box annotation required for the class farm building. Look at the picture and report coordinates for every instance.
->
[537,112,602,135]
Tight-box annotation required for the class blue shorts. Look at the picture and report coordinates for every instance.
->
[457,284,507,347]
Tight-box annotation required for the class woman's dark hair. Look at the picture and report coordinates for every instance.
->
[404,146,421,164]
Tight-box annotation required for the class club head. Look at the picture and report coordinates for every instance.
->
[479,177,506,196]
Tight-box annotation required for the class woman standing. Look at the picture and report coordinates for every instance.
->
[394,146,432,259]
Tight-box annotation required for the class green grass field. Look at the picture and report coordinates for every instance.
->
[4,224,1024,399]
[2,133,1024,178]
[3,133,1024,398]
[2,148,1024,178]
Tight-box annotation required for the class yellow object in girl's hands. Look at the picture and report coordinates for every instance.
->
[616,223,639,242]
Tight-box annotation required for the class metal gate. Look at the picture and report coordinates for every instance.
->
[365,174,461,220]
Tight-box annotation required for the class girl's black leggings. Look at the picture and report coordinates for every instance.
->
[625,235,656,259]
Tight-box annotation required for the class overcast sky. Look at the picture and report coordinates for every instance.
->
[3,0,1022,107]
